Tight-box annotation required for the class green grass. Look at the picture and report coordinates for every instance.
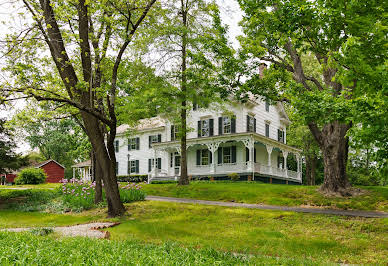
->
[142,182,388,211]
[0,183,61,189]
[106,201,388,264]
[0,209,109,229]
[0,232,314,265]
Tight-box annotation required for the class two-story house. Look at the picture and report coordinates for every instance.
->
[114,98,302,184]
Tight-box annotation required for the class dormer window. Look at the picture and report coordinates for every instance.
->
[246,115,256,132]
[197,118,214,137]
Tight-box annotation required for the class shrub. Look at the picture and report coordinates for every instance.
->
[117,175,148,183]
[15,168,46,185]
[228,173,239,182]
[119,182,146,203]
[60,179,96,212]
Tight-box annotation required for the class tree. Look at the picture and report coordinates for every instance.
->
[0,118,26,175]
[13,112,90,179]
[238,0,387,195]
[134,0,235,185]
[1,0,157,216]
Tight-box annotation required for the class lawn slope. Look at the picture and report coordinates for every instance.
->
[142,182,388,211]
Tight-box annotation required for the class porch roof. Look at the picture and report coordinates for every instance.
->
[152,132,302,154]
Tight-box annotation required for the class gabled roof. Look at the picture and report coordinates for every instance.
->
[117,116,166,135]
[34,159,65,169]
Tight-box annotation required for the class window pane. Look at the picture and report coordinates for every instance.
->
[223,147,231,163]
[223,117,231,134]
[201,120,209,137]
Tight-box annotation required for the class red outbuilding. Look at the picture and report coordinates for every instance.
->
[35,160,65,183]
[1,159,65,184]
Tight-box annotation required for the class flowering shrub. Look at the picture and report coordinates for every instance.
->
[119,182,146,203]
[60,179,96,211]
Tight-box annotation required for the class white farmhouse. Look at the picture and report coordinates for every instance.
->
[115,98,302,184]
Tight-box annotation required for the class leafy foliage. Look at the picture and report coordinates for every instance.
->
[0,119,26,175]
[15,168,46,185]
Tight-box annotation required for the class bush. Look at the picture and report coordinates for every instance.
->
[15,168,46,185]
[117,175,148,183]
[119,182,146,203]
[227,173,239,181]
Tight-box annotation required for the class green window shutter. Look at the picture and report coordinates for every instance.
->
[231,146,236,163]
[231,116,236,133]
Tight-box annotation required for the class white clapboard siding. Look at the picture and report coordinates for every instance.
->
[114,99,289,176]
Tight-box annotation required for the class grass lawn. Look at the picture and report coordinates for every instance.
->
[106,201,388,264]
[0,209,111,229]
[0,183,61,189]
[0,232,306,265]
[142,182,388,211]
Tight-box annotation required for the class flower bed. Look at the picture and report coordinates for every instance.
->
[119,182,146,203]
[60,179,96,211]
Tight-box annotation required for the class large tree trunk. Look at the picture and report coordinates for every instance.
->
[92,151,103,204]
[178,2,189,185]
[81,112,125,216]
[309,121,351,196]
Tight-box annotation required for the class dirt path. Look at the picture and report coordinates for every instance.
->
[3,222,118,238]
[146,196,388,218]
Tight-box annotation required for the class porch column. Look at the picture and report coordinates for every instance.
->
[72,168,75,179]
[153,150,157,177]
[206,142,220,174]
[265,145,273,173]
[283,150,288,178]
[242,138,254,172]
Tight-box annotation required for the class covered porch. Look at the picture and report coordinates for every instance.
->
[151,133,302,183]
[71,160,92,181]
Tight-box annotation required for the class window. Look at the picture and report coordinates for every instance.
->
[223,147,231,163]
[223,117,231,134]
[265,100,270,112]
[201,120,209,137]
[128,137,139,150]
[149,134,161,148]
[201,149,210,165]
[196,149,211,165]
[277,156,284,169]
[278,129,285,143]
[114,140,119,153]
[265,123,270,137]
[247,115,256,132]
[171,125,179,141]
[219,116,235,135]
[148,158,161,172]
[174,153,181,167]
[217,146,237,164]
[116,162,119,175]
[198,119,213,137]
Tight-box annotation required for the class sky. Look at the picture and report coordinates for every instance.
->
[0,0,243,154]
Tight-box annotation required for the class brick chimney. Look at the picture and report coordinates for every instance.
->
[259,63,267,79]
